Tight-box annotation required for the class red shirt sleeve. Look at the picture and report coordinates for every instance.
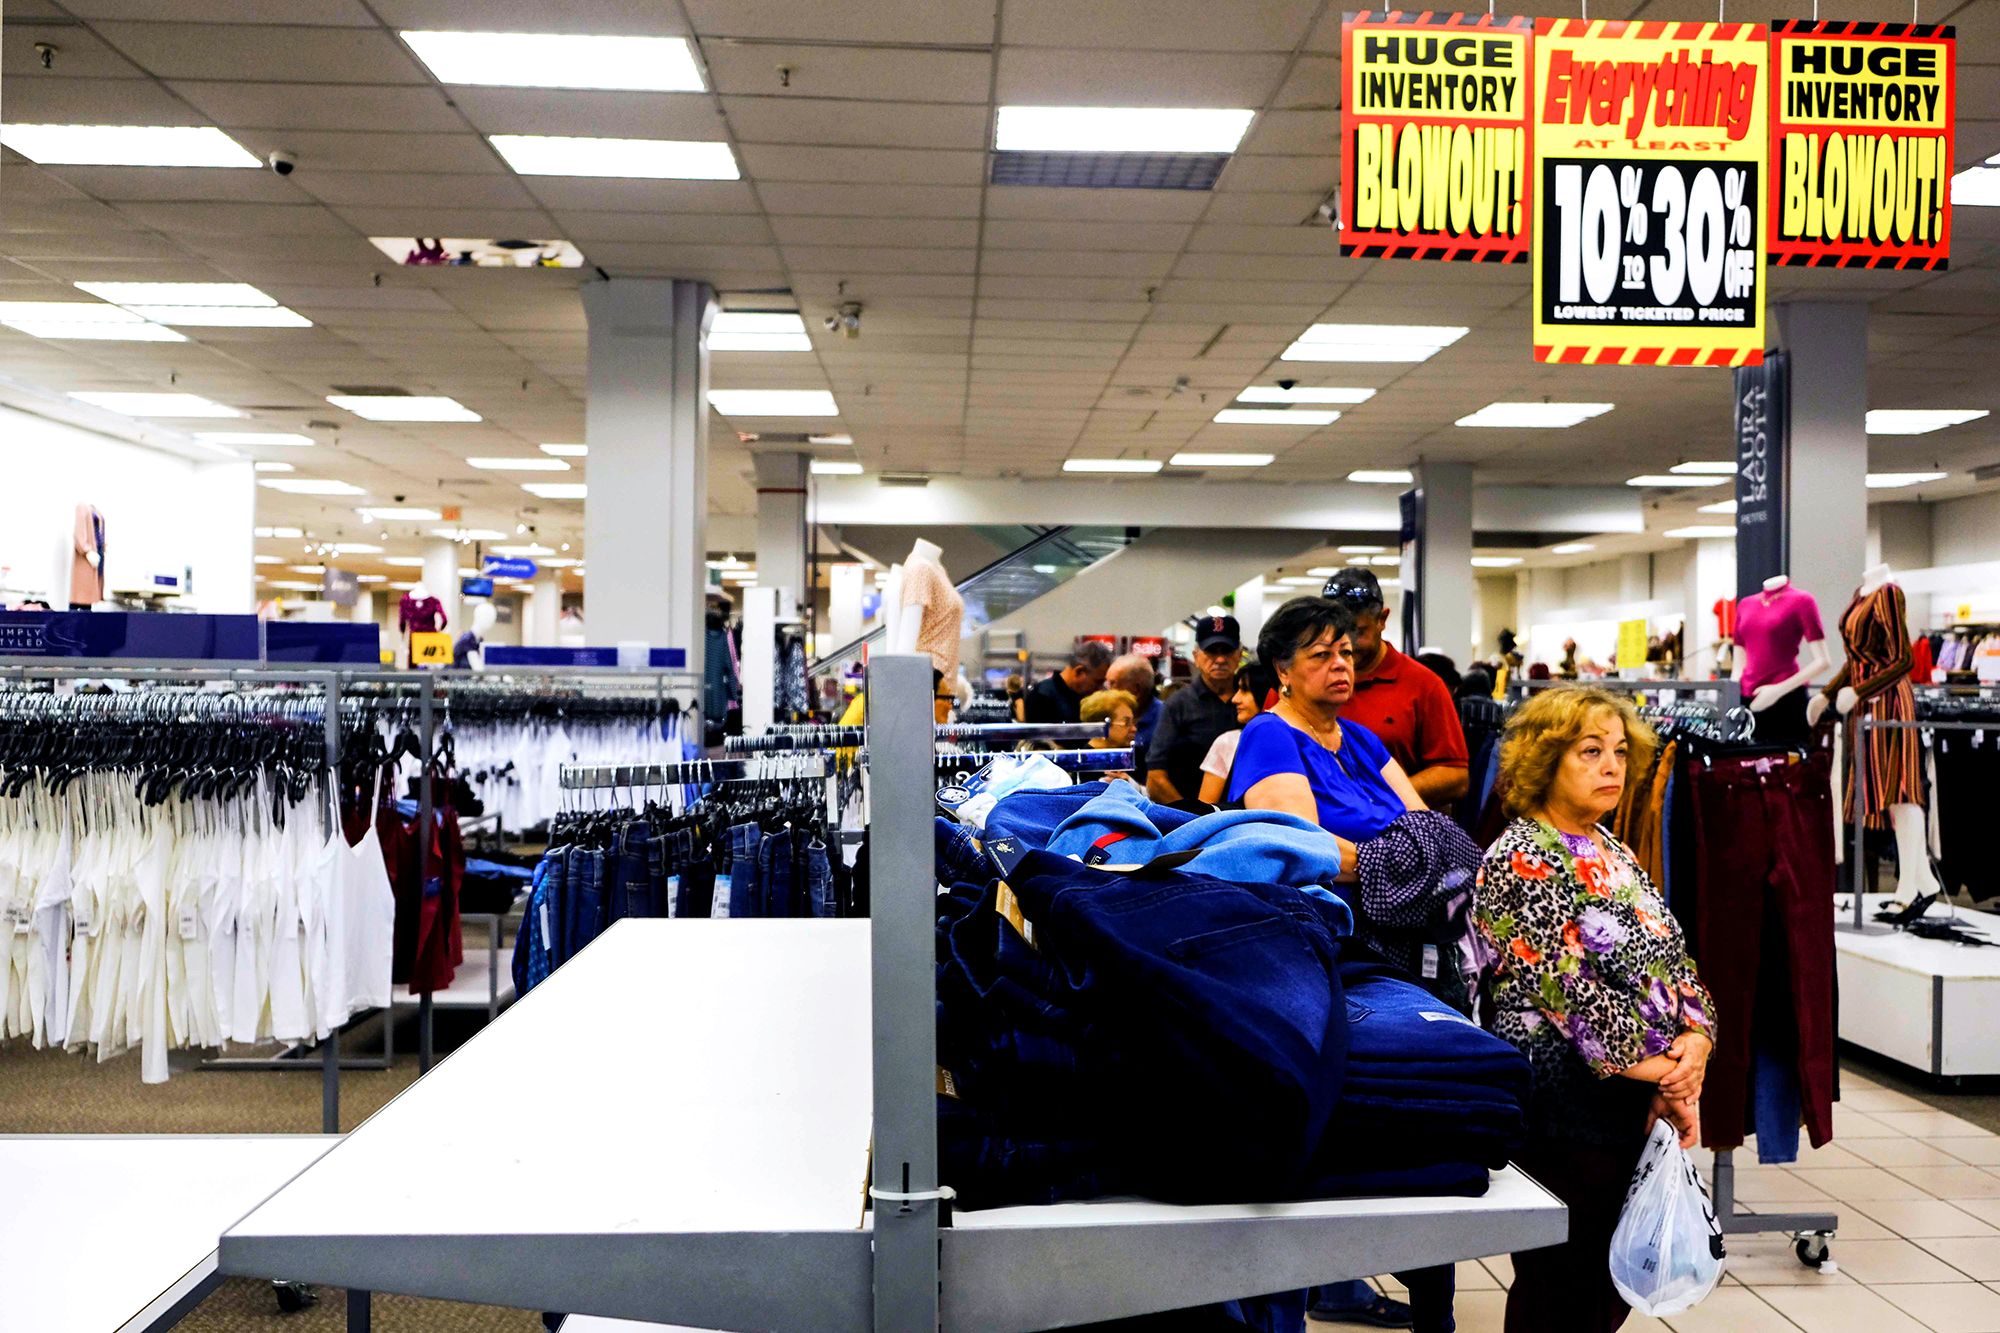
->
[1413,671,1470,769]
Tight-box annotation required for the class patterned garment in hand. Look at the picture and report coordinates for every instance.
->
[1474,817,1715,1146]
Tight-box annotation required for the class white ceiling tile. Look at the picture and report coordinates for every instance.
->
[771,217,978,248]
[1200,192,1325,224]
[757,182,982,219]
[684,0,995,45]
[1216,155,1334,194]
[447,89,725,140]
[169,81,462,132]
[1001,0,1321,51]
[982,219,1193,251]
[298,171,537,210]
[1273,58,1338,110]
[976,299,1153,323]
[1186,224,1341,256]
[577,242,786,273]
[551,213,772,245]
[781,246,977,274]
[2,77,207,124]
[332,208,558,238]
[94,23,426,83]
[218,130,498,175]
[704,45,993,103]
[370,0,689,31]
[996,48,1289,106]
[978,275,1157,301]
[62,0,377,22]
[115,201,356,236]
[523,179,758,213]
[790,274,977,301]
[722,97,988,150]
[737,144,986,185]
[40,165,312,204]
[1238,109,1333,157]
[4,26,148,79]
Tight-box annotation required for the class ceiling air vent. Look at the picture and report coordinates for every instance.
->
[880,474,931,488]
[990,152,1229,191]
[307,419,342,430]
[439,478,491,487]
[329,384,409,397]
[1972,461,2000,483]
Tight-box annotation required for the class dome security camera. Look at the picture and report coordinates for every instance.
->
[268,150,298,176]
[1277,378,1298,391]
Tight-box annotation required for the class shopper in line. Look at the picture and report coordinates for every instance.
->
[1022,641,1113,725]
[1321,568,1470,808]
[1079,687,1138,757]
[1146,615,1244,804]
[1475,686,1715,1333]
[1105,653,1163,754]
[1228,596,1447,1331]
[1196,662,1277,805]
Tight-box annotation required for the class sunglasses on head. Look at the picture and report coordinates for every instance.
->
[1323,584,1384,609]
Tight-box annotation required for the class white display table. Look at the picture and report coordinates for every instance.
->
[0,1134,333,1333]
[222,917,1565,1329]
[1836,894,2000,1078]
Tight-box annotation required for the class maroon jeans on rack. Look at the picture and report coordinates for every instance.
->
[1689,753,1837,1152]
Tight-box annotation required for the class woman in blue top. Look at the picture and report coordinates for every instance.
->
[1229,596,1443,1331]
[1228,596,1424,874]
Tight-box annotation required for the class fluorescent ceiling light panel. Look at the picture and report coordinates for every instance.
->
[1549,542,1596,555]
[492,543,554,557]
[1284,324,1468,364]
[808,433,852,446]
[1307,567,1340,576]
[260,478,365,495]
[709,331,812,352]
[1670,461,1737,474]
[1337,545,1386,555]
[255,526,303,539]
[540,443,587,457]
[1211,408,1340,426]
[0,301,143,324]
[430,528,508,541]
[0,124,258,168]
[1063,459,1162,474]
[490,134,738,180]
[329,543,381,554]
[1699,499,1739,515]
[76,282,275,307]
[1456,402,1614,429]
[356,574,386,583]
[710,311,810,352]
[1664,526,1737,539]
[466,456,570,471]
[1279,576,1323,586]
[1865,409,1989,435]
[1950,164,2000,207]
[810,460,863,476]
[197,432,314,447]
[1627,474,1728,487]
[359,506,441,521]
[995,106,1255,154]
[401,30,704,91]
[127,305,311,328]
[1238,386,1376,405]
[384,557,427,567]
[522,482,587,499]
[1370,555,1402,567]
[71,391,239,418]
[708,389,838,417]
[1867,471,1949,489]
[1170,452,1275,467]
[5,320,184,341]
[1471,556,1524,568]
[327,394,479,422]
[266,580,320,592]
[1348,469,1413,484]
[254,461,294,473]
[254,555,283,565]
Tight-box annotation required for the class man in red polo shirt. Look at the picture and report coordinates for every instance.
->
[1322,568,1469,807]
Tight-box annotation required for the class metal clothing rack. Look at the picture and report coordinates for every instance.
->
[725,720,1107,752]
[558,747,1138,790]
[1843,715,1995,933]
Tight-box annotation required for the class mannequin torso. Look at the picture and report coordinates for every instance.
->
[894,539,964,680]
[1734,574,1828,712]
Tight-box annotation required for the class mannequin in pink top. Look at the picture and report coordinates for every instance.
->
[1733,574,1828,744]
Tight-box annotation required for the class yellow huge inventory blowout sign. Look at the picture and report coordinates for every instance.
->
[1531,20,1771,366]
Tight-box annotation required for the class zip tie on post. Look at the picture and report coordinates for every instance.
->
[869,1184,957,1203]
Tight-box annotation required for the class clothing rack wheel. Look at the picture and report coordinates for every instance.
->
[1708,1148,1839,1268]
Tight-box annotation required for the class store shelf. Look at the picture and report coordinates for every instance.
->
[942,1167,1565,1333]
[1837,893,2000,1076]
[220,919,877,1331]
[388,941,517,1011]
[0,1134,333,1333]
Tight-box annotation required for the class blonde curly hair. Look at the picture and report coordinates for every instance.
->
[1498,685,1658,818]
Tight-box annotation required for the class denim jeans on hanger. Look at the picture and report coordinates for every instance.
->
[805,838,834,918]
[565,845,607,960]
[758,827,797,918]
[676,832,716,918]
[610,822,655,923]
[724,821,761,918]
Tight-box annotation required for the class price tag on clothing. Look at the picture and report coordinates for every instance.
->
[1422,944,1440,979]
[70,901,91,935]
[178,905,198,942]
[538,900,552,943]
[4,903,26,935]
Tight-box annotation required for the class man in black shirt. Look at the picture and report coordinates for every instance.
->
[1146,615,1244,803]
[1022,640,1113,724]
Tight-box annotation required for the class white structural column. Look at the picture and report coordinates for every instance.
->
[828,563,865,648]
[421,539,461,638]
[1234,575,1268,647]
[1415,461,1475,659]
[525,572,561,647]
[1683,537,1737,669]
[1775,302,1868,672]
[581,278,714,676]
[752,451,810,620]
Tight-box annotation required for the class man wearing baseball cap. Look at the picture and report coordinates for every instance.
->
[1321,568,1469,806]
[1145,613,1245,805]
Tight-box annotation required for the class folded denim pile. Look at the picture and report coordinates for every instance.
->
[936,781,1528,1214]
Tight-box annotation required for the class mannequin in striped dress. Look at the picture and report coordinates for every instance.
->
[1807,563,1937,904]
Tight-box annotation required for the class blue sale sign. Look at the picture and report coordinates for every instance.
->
[484,556,538,579]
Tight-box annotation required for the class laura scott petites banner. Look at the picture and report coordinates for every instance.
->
[1733,349,1789,598]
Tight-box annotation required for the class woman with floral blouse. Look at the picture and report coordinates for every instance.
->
[1475,686,1716,1333]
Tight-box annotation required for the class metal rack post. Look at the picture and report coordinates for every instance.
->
[865,654,941,1333]
[417,672,436,1074]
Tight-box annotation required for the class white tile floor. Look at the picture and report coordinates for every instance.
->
[1341,1071,2000,1332]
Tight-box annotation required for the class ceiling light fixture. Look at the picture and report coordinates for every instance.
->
[1370,555,1402,567]
[1283,323,1468,364]
[1867,471,1949,489]
[126,305,312,328]
[259,478,365,496]
[0,124,259,168]
[1456,402,1614,429]
[356,574,387,583]
[1211,408,1341,426]
[1471,556,1524,568]
[1865,409,1989,435]
[1279,576,1323,586]
[1063,458,1163,474]
[431,528,508,542]
[1549,542,1596,555]
[490,134,739,180]
[807,433,853,446]
[1237,386,1377,405]
[1307,567,1339,576]
[1950,160,2000,207]
[327,394,480,422]
[1663,525,1738,539]
[358,506,442,521]
[522,482,587,499]
[401,30,705,92]
[466,456,571,471]
[1348,469,1414,485]
[1627,474,1728,487]
[1,319,184,342]
[75,282,276,306]
[196,432,315,447]
[492,543,555,557]
[540,443,587,457]
[710,311,811,353]
[1169,452,1276,467]
[329,543,382,554]
[1670,461,1737,474]
[810,460,863,476]
[254,555,283,565]
[995,106,1256,154]
[1337,545,1386,555]
[1699,499,1739,515]
[254,461,294,473]
[708,389,839,417]
[70,391,240,418]
[255,526,303,539]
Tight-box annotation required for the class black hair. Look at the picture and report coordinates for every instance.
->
[1257,596,1357,673]
[1234,662,1279,706]
[1069,640,1114,670]
[1415,650,1461,695]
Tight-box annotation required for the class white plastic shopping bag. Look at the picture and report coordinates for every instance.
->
[1608,1118,1726,1316]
